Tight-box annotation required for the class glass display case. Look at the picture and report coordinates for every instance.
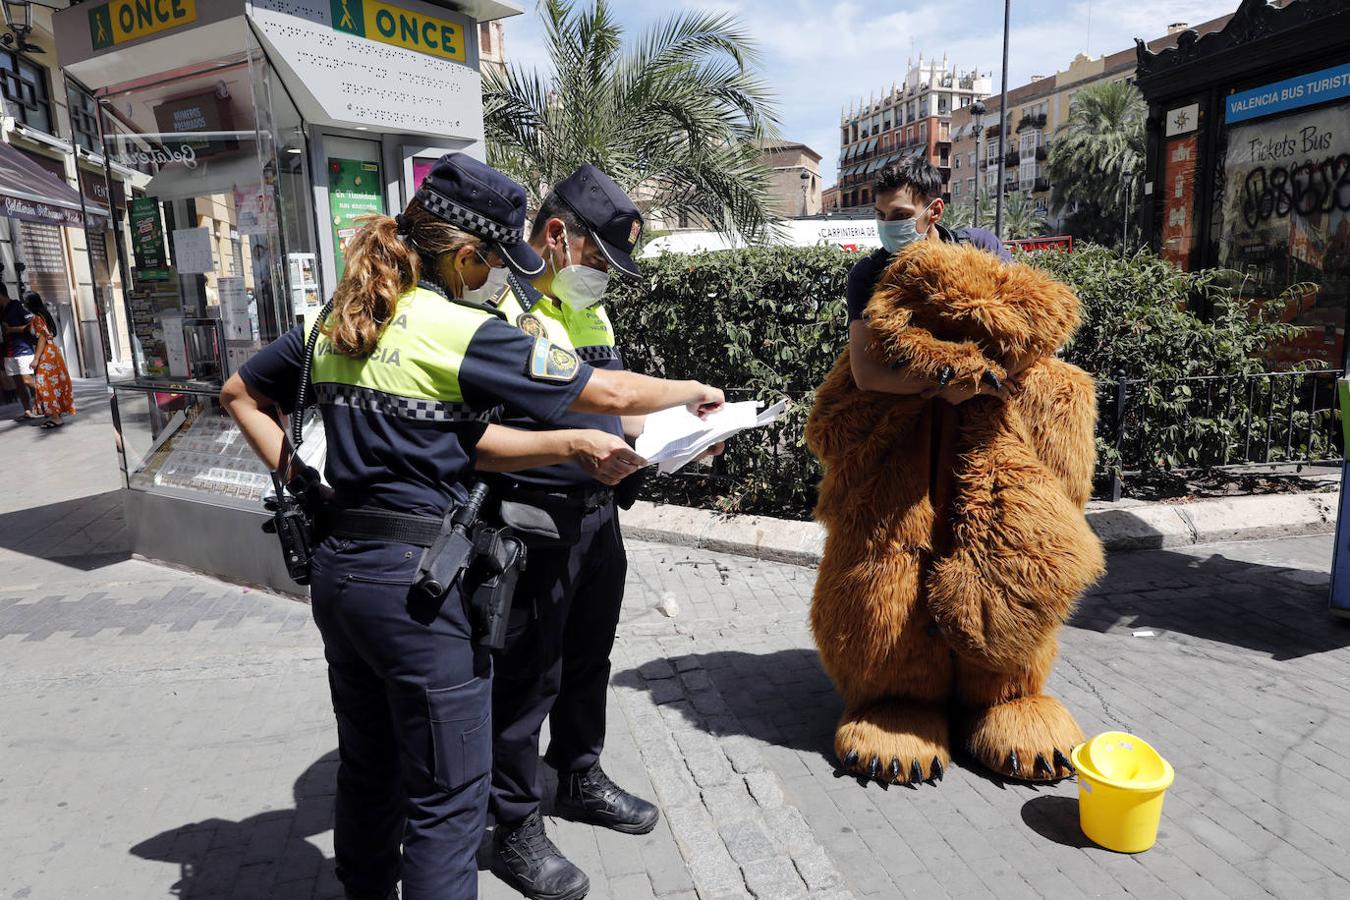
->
[85,33,324,591]
[99,39,321,512]
[114,385,272,509]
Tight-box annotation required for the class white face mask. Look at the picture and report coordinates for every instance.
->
[458,251,508,304]
[551,230,610,310]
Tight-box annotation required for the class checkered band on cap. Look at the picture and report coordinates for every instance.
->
[416,187,522,243]
[315,383,489,423]
[574,345,621,364]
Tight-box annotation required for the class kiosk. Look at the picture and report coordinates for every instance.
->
[53,0,523,592]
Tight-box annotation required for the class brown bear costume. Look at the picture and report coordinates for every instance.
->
[805,239,1105,785]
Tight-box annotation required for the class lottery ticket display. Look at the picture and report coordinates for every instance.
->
[133,408,270,504]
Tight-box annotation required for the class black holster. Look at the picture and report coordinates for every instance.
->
[468,526,527,650]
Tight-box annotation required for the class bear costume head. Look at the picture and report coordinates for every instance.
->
[864,239,1082,391]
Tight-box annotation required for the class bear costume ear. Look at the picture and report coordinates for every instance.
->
[865,241,1081,367]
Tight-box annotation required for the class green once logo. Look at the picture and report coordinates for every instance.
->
[89,5,114,50]
[331,0,365,36]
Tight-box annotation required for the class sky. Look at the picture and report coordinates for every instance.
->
[496,0,1244,185]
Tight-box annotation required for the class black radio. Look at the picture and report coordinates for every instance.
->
[263,468,318,585]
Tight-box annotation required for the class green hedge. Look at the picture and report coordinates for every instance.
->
[609,243,1324,518]
[608,246,850,518]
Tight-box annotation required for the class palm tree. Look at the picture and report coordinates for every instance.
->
[943,194,990,232]
[1046,80,1145,246]
[944,191,1043,240]
[482,0,780,243]
[999,190,1048,240]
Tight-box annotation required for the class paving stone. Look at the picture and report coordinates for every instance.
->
[740,855,807,899]
[639,658,677,681]
[723,735,767,775]
[790,844,842,892]
[745,771,784,809]
[702,780,761,822]
[719,818,777,865]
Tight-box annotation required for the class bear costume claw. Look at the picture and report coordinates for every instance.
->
[835,700,951,785]
[1054,748,1075,774]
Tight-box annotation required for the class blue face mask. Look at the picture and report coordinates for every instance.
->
[877,203,935,254]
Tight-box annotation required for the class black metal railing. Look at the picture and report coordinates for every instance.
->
[636,370,1344,517]
[1100,368,1342,500]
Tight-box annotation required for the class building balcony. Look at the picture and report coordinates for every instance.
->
[1017,112,1047,132]
[1005,150,1020,165]
[1034,176,1051,193]
[1035,144,1048,161]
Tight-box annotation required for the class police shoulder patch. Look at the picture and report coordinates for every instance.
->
[529,338,580,383]
[516,313,546,339]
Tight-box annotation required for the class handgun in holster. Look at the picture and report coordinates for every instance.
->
[468,526,528,650]
[413,482,491,604]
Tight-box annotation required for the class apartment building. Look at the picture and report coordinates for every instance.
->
[948,15,1236,228]
[835,54,992,214]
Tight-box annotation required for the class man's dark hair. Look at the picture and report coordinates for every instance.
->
[531,193,585,239]
[874,154,943,202]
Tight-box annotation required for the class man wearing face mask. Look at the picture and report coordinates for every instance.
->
[474,165,655,900]
[847,155,1013,404]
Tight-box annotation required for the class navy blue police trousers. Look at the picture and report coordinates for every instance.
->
[310,536,492,899]
[489,500,627,825]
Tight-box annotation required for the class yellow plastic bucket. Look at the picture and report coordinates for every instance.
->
[1071,732,1174,853]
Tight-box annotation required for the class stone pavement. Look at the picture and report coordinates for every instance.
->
[4,383,1350,898]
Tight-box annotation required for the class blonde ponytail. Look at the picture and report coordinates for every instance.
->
[324,203,486,357]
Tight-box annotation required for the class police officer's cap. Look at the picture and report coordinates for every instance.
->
[414,153,545,279]
[549,165,644,281]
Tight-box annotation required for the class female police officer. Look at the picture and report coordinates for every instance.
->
[220,154,722,900]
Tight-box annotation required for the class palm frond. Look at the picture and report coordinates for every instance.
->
[485,1,780,243]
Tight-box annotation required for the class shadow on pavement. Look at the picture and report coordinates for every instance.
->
[0,490,130,570]
[614,548,1350,779]
[130,751,338,898]
[1066,548,1350,661]
[1020,795,1093,848]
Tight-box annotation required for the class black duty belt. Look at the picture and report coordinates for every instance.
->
[323,507,447,547]
[510,485,613,512]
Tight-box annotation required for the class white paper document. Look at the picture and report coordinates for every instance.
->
[172,227,215,274]
[636,399,788,474]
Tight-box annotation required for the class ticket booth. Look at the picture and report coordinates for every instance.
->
[53,0,523,592]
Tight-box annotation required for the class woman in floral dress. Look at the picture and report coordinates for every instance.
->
[26,293,75,428]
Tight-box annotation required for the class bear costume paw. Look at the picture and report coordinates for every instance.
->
[878,327,1007,393]
[960,694,1083,782]
[835,699,950,785]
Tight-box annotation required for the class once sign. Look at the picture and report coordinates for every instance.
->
[331,0,466,63]
[89,0,198,50]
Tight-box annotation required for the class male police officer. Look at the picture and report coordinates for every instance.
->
[477,166,653,900]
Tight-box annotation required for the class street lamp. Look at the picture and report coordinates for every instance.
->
[800,168,810,217]
[994,0,1012,240]
[1,0,61,54]
[971,99,986,228]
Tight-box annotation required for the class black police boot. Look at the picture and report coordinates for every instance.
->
[493,810,590,900]
[555,761,660,835]
[344,889,397,900]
